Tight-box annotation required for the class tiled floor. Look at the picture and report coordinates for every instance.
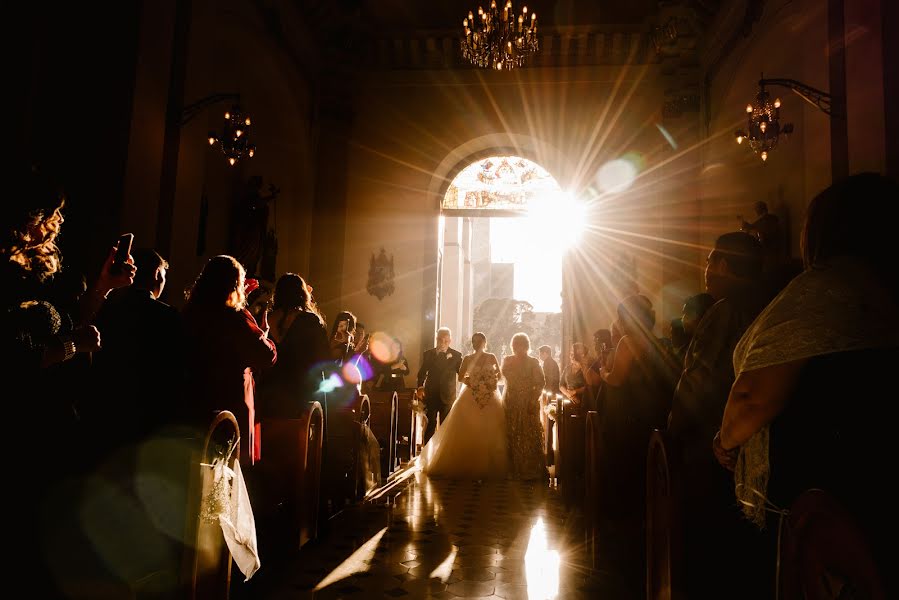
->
[249,466,636,599]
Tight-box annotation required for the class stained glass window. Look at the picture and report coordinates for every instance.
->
[442,156,561,212]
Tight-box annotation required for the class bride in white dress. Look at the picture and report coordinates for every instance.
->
[419,332,508,479]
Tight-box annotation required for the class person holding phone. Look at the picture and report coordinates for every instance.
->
[182,255,277,461]
[3,167,135,596]
[329,310,357,363]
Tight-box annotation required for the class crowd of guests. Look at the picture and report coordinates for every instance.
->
[6,165,896,597]
[533,173,897,598]
[3,167,402,598]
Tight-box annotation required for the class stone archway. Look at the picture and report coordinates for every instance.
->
[421,134,576,359]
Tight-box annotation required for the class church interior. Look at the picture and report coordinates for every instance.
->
[13,0,897,598]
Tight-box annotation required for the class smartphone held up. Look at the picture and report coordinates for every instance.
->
[110,233,134,275]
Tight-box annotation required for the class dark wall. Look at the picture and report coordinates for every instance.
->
[21,2,142,279]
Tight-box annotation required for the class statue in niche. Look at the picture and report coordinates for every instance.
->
[367,248,395,301]
[260,228,279,283]
[229,175,280,276]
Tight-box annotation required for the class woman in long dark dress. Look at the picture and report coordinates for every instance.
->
[182,255,277,460]
[258,273,329,417]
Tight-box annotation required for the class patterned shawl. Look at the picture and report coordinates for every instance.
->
[732,256,899,527]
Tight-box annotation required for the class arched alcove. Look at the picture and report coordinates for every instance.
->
[431,151,584,360]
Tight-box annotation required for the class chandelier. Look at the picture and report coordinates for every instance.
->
[735,82,793,162]
[462,1,539,70]
[207,104,256,166]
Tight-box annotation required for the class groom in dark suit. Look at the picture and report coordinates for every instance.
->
[416,327,462,445]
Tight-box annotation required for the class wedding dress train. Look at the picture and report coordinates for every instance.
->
[419,366,508,480]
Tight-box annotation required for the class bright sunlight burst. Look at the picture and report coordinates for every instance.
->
[490,191,586,312]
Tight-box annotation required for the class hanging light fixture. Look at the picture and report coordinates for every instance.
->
[735,81,793,162]
[207,104,256,166]
[462,1,539,70]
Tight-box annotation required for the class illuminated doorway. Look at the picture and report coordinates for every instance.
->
[437,155,585,359]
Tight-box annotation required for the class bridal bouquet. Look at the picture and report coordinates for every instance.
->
[543,402,557,422]
[469,367,498,408]
[410,391,426,415]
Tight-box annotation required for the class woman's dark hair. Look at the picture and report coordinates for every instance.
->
[713,232,764,280]
[184,255,245,313]
[801,173,899,282]
[471,331,487,350]
[273,272,325,325]
[593,328,612,346]
[330,310,357,338]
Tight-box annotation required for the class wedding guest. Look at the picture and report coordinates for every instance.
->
[2,166,134,596]
[538,344,560,395]
[91,248,186,448]
[374,337,411,393]
[329,310,357,363]
[716,174,899,596]
[559,342,589,413]
[182,255,277,461]
[740,200,783,265]
[597,294,678,592]
[668,232,767,599]
[585,328,612,410]
[538,344,561,466]
[257,273,329,418]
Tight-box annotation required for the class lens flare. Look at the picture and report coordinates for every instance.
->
[343,355,374,384]
[370,332,398,363]
[317,372,344,394]
[596,158,638,193]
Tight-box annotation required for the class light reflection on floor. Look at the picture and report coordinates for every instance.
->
[267,470,619,599]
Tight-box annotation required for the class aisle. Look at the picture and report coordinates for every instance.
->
[260,469,632,599]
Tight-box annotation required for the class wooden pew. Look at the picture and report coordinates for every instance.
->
[407,391,426,460]
[367,390,400,478]
[585,410,601,569]
[779,489,886,600]
[321,391,378,515]
[645,430,683,600]
[557,397,585,506]
[182,410,240,600]
[394,390,414,463]
[354,394,381,498]
[256,401,325,550]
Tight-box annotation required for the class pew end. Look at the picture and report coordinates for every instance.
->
[181,410,240,600]
[645,429,684,600]
[257,401,325,551]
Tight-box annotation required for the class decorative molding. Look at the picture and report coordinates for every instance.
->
[363,28,658,71]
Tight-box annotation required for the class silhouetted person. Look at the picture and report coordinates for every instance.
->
[538,345,560,395]
[741,200,783,267]
[93,248,186,448]
[668,232,768,599]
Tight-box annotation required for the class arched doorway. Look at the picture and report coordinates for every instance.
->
[435,154,585,359]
